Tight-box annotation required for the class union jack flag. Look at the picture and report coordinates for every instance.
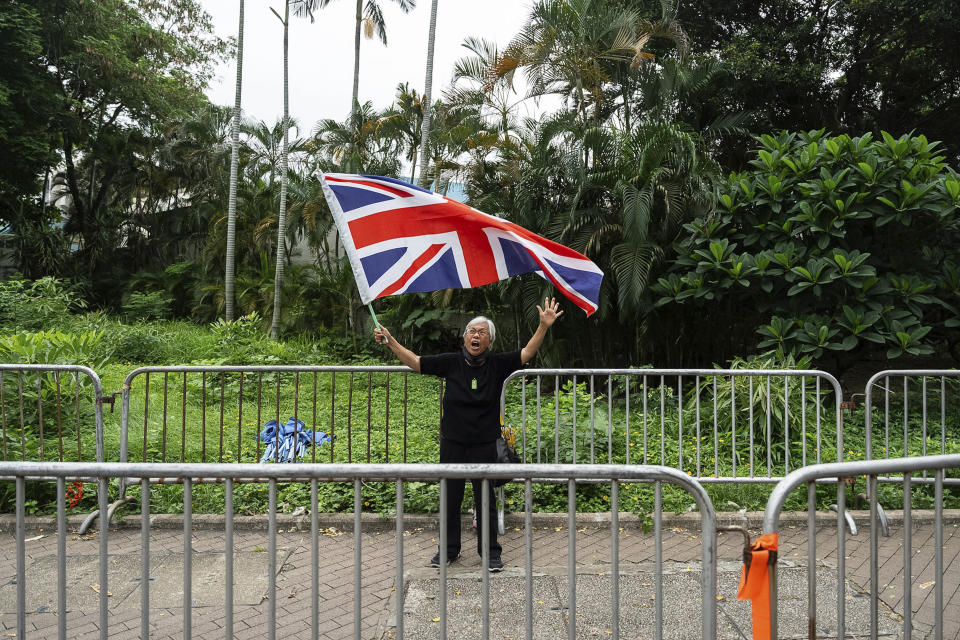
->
[319,173,603,315]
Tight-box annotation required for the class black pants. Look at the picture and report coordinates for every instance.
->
[439,438,501,559]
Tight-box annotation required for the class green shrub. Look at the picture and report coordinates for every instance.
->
[106,324,169,364]
[0,277,83,331]
[0,330,108,368]
[122,291,172,322]
[655,130,960,366]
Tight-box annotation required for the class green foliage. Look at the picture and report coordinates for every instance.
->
[0,330,107,462]
[0,330,107,368]
[655,130,960,366]
[104,324,170,365]
[0,277,83,331]
[122,291,172,322]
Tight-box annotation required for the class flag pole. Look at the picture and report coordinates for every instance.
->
[367,303,387,343]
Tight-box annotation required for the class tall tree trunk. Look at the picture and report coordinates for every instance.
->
[416,0,439,188]
[352,0,362,118]
[270,2,290,338]
[225,0,244,321]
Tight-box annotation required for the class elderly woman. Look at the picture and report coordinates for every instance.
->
[373,298,562,571]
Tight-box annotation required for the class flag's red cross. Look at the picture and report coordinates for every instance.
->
[323,174,602,315]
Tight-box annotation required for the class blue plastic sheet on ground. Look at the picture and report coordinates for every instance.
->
[258,417,333,463]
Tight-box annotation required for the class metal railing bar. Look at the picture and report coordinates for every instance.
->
[396,479,404,640]
[238,373,244,464]
[183,477,192,640]
[18,372,24,461]
[643,375,648,464]
[763,455,960,531]
[57,476,66,639]
[0,371,6,461]
[268,478,277,640]
[311,479,319,640]
[654,480,663,640]
[525,478,533,640]
[940,377,946,455]
[567,478,576,640]
[784,376,790,473]
[36,372,44,459]
[55,372,63,462]
[225,478,234,640]
[353,478,361,640]
[481,479,490,640]
[572,375,577,463]
[869,474,879,640]
[903,377,909,458]
[182,373,188,463]
[380,373,390,462]
[16,476,25,640]
[837,476,846,640]
[903,473,912,640]
[608,376,613,464]
[0,460,786,486]
[141,478,150,640]
[536,377,542,465]
[712,377,717,477]
[347,373,354,464]
[766,377,772,477]
[807,481,816,640]
[274,373,281,463]
[439,478,448,640]
[816,376,822,464]
[611,479,620,640]
[678,374,684,472]
[366,373,371,463]
[935,469,944,640]
[554,377,559,464]
[624,376,630,466]
[201,372,206,462]
[589,375,594,464]
[800,377,806,468]
[522,377,527,463]
[730,375,735,477]
[697,375,702,477]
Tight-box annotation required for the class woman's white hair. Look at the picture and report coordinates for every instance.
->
[463,316,496,343]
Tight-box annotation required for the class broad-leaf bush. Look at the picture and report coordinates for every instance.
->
[654,130,960,366]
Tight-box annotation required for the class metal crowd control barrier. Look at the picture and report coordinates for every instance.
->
[762,454,960,640]
[865,369,959,467]
[864,370,959,536]
[117,365,435,468]
[2,461,718,640]
[88,365,439,530]
[0,364,104,470]
[500,368,843,480]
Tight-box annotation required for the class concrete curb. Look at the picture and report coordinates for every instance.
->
[2,509,959,533]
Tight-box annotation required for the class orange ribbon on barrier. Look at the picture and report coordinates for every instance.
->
[736,532,779,640]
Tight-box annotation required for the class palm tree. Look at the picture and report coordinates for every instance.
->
[225,0,244,321]
[242,118,306,186]
[381,83,425,182]
[312,101,400,174]
[415,0,438,187]
[291,0,416,117]
[496,0,688,132]
[270,0,291,338]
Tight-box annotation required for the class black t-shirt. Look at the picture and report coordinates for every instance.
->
[420,350,523,444]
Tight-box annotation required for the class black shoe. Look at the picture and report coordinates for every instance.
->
[429,552,459,567]
[488,556,504,572]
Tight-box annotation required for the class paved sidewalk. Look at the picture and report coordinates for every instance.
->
[0,513,957,639]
